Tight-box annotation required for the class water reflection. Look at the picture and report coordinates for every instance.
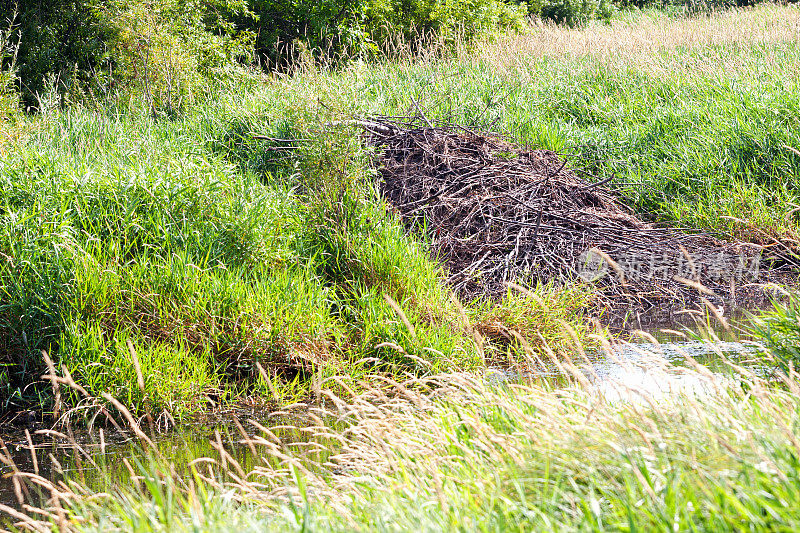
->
[0,408,335,508]
[489,314,774,403]
[590,339,767,403]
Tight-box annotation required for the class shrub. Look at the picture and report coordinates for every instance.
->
[0,0,109,110]
[236,0,527,67]
[359,0,528,50]
[2,0,526,111]
[540,0,601,25]
[521,0,612,26]
[0,0,252,114]
[97,0,254,115]
[0,6,17,120]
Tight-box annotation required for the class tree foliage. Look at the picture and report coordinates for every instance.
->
[0,0,110,109]
[233,0,527,67]
[0,0,785,113]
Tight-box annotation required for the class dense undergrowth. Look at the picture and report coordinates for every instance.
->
[3,0,796,113]
[1,6,799,420]
[2,6,800,532]
[0,72,589,417]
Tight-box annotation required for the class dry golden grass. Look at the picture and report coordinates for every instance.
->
[8,343,800,531]
[475,5,800,78]
[481,5,800,60]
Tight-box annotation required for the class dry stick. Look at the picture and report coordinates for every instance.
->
[100,393,156,451]
[24,429,38,477]
[256,361,281,405]
[127,339,155,436]
[41,350,61,422]
[383,294,417,341]
[579,173,616,190]
[410,95,434,128]
[531,204,544,247]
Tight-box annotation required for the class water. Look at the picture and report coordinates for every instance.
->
[488,314,773,402]
[0,320,776,509]
[589,339,767,403]
[0,407,334,508]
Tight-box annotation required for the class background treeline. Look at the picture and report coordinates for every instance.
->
[0,0,791,115]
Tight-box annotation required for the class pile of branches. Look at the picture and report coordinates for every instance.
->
[361,116,775,318]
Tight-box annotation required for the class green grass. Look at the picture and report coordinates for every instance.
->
[748,289,800,371]
[3,7,800,531]
[0,72,590,417]
[2,6,800,418]
[14,349,800,532]
[337,7,800,243]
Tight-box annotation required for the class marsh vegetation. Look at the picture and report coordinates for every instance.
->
[1,2,800,531]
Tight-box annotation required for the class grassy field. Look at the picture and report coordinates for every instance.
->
[2,4,800,532]
[358,7,800,241]
[0,55,590,418]
[9,346,800,532]
[2,5,800,417]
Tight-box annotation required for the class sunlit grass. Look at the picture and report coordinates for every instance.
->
[0,72,592,417]
[312,4,800,242]
[2,6,800,531]
[3,5,800,419]
[9,338,800,532]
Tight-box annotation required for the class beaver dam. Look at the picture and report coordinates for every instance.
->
[360,117,793,321]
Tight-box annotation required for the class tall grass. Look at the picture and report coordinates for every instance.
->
[2,7,799,530]
[350,5,800,243]
[5,337,800,531]
[2,5,799,416]
[749,289,800,370]
[0,67,591,417]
